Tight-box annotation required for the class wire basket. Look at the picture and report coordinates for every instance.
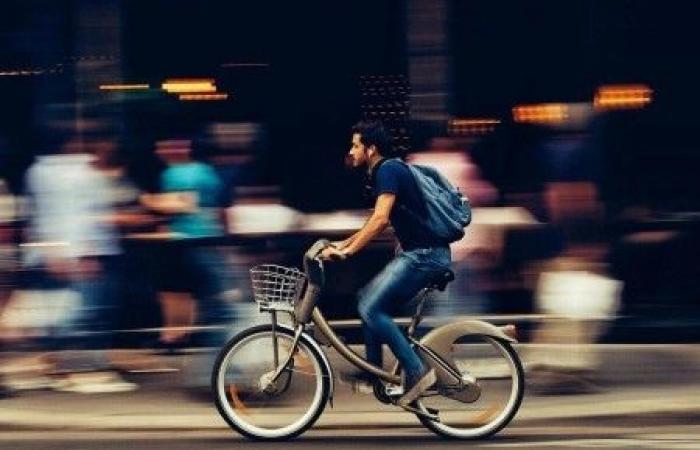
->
[250,264,307,311]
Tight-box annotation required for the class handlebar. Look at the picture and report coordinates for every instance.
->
[303,238,331,263]
[295,238,353,323]
[295,239,332,323]
[303,238,331,279]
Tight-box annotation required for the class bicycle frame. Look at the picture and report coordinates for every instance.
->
[264,288,461,388]
[261,239,514,390]
[311,305,401,385]
[217,239,524,440]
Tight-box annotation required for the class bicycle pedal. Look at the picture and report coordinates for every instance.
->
[396,402,440,422]
[385,385,404,397]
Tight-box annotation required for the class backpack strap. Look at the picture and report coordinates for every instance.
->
[367,157,393,187]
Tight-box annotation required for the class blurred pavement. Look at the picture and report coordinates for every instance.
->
[0,344,698,432]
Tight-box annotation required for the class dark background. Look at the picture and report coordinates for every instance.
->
[1,1,699,210]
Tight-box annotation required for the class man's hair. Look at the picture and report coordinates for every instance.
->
[351,120,393,157]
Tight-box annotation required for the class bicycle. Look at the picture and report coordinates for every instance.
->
[212,239,524,441]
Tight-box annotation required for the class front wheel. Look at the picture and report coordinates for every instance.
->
[212,325,330,441]
[417,336,524,439]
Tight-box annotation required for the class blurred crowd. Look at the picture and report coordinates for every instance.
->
[1,98,699,399]
[0,119,265,396]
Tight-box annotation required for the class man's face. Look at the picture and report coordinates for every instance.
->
[347,133,369,168]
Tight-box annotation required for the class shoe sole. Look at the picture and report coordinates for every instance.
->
[398,369,436,406]
[55,384,138,394]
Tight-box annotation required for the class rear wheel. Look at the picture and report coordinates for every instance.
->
[417,336,524,439]
[212,325,330,441]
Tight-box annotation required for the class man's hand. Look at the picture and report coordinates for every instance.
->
[320,245,350,261]
[46,257,101,280]
[140,192,197,214]
[330,240,348,250]
[45,257,73,279]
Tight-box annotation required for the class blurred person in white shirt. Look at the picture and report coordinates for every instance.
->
[22,133,136,394]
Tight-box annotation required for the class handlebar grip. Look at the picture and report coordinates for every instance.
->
[304,239,331,261]
[296,239,329,324]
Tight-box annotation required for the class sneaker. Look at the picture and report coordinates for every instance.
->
[398,367,436,406]
[4,375,56,391]
[52,371,138,394]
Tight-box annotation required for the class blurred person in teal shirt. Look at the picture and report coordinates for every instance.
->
[142,138,238,393]
[160,158,224,238]
[143,139,225,239]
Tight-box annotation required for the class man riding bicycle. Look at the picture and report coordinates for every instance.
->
[212,129,521,439]
[320,120,452,406]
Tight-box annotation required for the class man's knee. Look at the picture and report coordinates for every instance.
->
[357,294,375,323]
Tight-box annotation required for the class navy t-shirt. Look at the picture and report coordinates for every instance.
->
[372,159,436,250]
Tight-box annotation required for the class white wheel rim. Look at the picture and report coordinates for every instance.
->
[422,337,521,438]
[216,332,325,439]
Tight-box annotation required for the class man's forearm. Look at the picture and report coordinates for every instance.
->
[344,215,389,255]
[336,231,361,249]
[141,193,195,214]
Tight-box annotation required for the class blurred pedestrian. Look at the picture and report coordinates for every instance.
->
[0,178,18,397]
[22,133,136,393]
[141,137,238,393]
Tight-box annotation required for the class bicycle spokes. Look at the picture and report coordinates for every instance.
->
[214,328,328,438]
[416,335,524,438]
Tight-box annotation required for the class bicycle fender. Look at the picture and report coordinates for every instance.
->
[420,320,517,353]
[417,321,515,402]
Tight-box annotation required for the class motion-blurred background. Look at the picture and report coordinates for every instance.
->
[0,0,698,419]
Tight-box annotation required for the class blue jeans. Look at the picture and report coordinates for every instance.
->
[185,247,233,338]
[180,245,242,389]
[358,247,451,378]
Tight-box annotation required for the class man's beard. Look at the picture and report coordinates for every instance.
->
[344,154,362,169]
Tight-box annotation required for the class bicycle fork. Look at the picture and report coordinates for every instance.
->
[262,319,304,392]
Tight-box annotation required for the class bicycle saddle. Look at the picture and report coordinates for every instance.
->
[429,269,455,291]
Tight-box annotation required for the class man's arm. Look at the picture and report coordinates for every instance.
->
[341,193,395,256]
[333,230,361,250]
[140,192,197,215]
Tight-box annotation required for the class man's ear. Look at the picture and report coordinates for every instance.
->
[367,144,378,157]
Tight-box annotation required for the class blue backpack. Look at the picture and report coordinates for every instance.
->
[394,159,472,243]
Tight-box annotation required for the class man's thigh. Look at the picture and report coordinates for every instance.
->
[359,255,431,313]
